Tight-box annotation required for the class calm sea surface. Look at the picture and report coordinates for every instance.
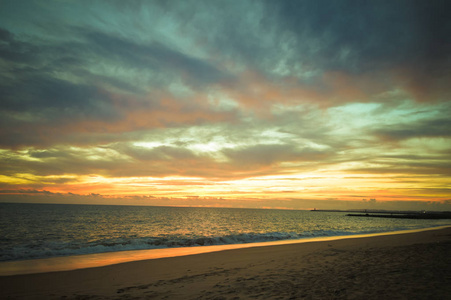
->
[1,203,450,262]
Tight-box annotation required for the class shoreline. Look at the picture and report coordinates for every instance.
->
[1,225,450,276]
[1,226,450,299]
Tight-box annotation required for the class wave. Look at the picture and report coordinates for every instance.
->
[0,227,423,262]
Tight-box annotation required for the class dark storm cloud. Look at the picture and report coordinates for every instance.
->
[0,28,121,118]
[0,28,38,63]
[257,0,451,103]
[0,76,117,118]
[0,24,229,97]
[145,0,450,104]
[78,29,231,87]
[374,118,451,141]
[0,25,235,148]
[0,72,122,148]
[270,0,451,73]
[0,28,82,72]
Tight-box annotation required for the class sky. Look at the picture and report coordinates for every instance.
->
[0,0,450,210]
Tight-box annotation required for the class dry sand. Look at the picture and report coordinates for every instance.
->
[1,227,450,299]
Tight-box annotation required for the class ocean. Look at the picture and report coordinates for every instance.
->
[1,203,450,262]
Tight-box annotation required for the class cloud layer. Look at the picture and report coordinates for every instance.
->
[0,0,450,209]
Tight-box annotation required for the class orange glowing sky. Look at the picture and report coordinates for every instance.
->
[0,1,450,210]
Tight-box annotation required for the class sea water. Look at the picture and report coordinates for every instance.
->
[1,203,450,262]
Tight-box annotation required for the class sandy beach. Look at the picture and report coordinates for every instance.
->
[1,227,450,299]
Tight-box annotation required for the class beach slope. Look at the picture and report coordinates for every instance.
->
[1,227,450,299]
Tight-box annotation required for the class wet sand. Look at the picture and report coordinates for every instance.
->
[1,227,450,299]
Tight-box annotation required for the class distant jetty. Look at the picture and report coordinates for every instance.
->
[346,212,451,220]
[310,209,451,219]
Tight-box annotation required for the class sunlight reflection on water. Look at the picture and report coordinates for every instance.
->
[1,203,450,263]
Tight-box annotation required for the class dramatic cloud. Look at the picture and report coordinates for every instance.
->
[374,118,451,141]
[0,0,450,210]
